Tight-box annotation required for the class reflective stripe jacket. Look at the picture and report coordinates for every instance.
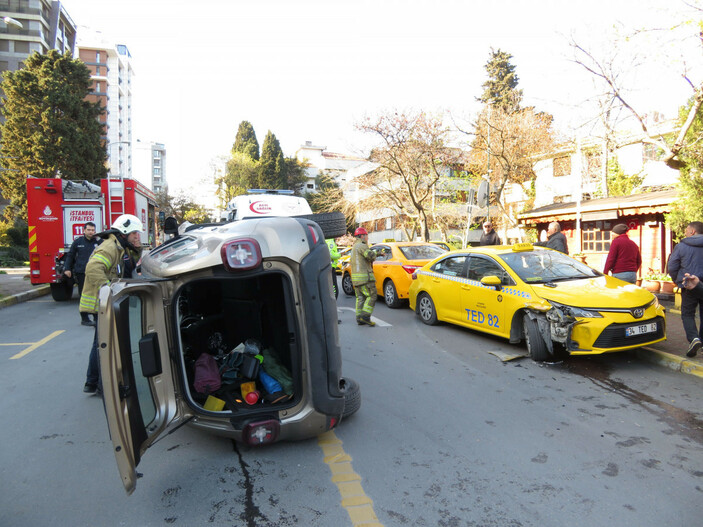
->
[350,238,376,286]
[79,234,142,313]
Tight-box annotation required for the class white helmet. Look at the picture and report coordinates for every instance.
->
[112,214,144,235]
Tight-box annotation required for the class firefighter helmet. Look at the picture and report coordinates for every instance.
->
[112,214,144,235]
[354,227,368,236]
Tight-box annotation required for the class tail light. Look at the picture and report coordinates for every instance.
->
[243,419,280,445]
[402,265,420,274]
[221,238,262,271]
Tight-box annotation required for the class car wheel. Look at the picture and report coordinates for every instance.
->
[417,292,438,325]
[295,212,347,239]
[383,280,402,308]
[340,377,361,418]
[523,314,550,361]
[342,273,354,296]
[50,280,74,301]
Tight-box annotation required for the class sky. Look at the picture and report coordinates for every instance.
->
[60,0,700,193]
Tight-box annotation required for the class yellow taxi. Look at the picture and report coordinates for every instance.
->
[408,243,666,361]
[335,246,352,273]
[342,242,447,308]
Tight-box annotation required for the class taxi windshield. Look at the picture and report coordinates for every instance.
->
[499,250,600,284]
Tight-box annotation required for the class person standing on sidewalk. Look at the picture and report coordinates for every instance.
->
[603,223,641,284]
[81,214,144,394]
[350,227,377,327]
[535,222,569,254]
[64,222,101,326]
[479,221,501,246]
[667,221,703,358]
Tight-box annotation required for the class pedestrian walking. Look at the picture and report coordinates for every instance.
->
[603,223,641,284]
[535,221,569,254]
[63,221,101,326]
[81,214,144,394]
[350,227,377,327]
[480,221,501,246]
[667,221,703,358]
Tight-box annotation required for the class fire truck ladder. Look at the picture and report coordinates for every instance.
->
[105,177,126,228]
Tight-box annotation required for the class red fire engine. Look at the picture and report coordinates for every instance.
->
[27,176,157,301]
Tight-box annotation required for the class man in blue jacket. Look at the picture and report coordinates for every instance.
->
[667,221,703,357]
[64,222,101,326]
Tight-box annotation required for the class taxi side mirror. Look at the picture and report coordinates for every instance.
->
[480,275,502,291]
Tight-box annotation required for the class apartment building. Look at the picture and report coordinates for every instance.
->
[77,30,134,179]
[0,0,75,74]
[133,140,166,194]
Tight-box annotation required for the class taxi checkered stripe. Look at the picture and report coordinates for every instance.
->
[416,270,531,299]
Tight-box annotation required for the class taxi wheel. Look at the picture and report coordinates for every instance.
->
[417,293,438,325]
[342,273,354,296]
[523,315,550,361]
[383,280,402,308]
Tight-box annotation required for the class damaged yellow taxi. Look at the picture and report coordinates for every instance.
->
[408,243,666,361]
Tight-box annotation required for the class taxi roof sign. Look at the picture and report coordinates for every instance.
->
[512,242,534,252]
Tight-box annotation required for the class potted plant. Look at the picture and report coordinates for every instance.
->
[572,252,587,264]
[642,271,674,293]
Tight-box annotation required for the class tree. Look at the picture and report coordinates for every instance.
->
[259,131,286,189]
[356,110,462,241]
[478,48,523,113]
[0,50,107,222]
[157,189,211,224]
[283,155,309,194]
[216,152,259,206]
[604,158,644,197]
[232,121,260,161]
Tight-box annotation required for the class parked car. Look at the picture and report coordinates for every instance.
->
[341,242,447,308]
[99,214,357,494]
[408,243,666,360]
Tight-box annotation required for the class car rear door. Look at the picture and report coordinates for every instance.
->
[98,280,182,495]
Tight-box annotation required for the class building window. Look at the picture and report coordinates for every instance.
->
[585,150,602,182]
[14,41,29,54]
[96,51,101,62]
[153,150,161,158]
[582,221,613,252]
[306,183,314,189]
[553,156,571,178]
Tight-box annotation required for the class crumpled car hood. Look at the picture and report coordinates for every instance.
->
[528,275,655,309]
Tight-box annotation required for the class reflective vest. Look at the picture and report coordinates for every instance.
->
[350,239,376,285]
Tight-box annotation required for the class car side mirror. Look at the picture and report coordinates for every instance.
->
[480,275,502,291]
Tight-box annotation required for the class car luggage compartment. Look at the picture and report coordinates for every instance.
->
[176,273,299,414]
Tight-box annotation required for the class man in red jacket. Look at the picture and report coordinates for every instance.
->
[603,223,641,284]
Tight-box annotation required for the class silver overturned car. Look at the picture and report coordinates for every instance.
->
[98,213,358,494]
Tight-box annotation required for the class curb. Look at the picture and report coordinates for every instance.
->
[0,284,51,309]
[637,347,703,379]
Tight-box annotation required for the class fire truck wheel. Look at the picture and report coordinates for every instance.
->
[50,280,74,302]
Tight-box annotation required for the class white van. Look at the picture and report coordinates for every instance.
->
[223,189,312,221]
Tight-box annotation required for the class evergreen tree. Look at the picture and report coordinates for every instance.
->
[232,121,260,161]
[478,48,523,113]
[259,131,286,189]
[0,50,107,222]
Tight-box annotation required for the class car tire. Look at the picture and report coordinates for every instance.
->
[50,280,74,301]
[342,272,354,296]
[384,280,402,308]
[523,314,550,361]
[340,377,361,418]
[295,212,347,239]
[417,292,438,325]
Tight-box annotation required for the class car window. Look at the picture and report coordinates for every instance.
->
[399,244,447,261]
[431,255,467,277]
[499,250,599,283]
[373,246,392,261]
[467,255,514,285]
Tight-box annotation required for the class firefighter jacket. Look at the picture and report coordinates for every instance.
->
[79,234,142,314]
[350,238,376,286]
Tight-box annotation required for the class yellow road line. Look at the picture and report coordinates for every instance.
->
[9,330,64,360]
[318,430,383,527]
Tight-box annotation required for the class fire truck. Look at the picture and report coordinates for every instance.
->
[26,176,158,301]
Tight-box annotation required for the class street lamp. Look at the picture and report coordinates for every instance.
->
[2,16,23,29]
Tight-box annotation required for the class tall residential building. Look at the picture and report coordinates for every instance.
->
[133,140,166,194]
[0,0,76,74]
[77,31,134,179]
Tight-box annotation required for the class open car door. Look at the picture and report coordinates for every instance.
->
[98,281,182,495]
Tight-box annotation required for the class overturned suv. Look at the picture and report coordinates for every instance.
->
[99,213,356,494]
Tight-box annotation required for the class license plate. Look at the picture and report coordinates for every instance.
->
[625,322,657,337]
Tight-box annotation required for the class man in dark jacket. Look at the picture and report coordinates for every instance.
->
[479,221,501,246]
[535,222,568,254]
[667,221,703,357]
[603,224,641,283]
[64,222,101,326]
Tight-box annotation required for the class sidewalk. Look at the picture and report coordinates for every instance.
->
[1,268,701,377]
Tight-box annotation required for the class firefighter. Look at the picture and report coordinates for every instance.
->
[350,227,377,326]
[64,221,101,326]
[81,214,144,394]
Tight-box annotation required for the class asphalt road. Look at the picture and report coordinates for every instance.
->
[1,292,702,526]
